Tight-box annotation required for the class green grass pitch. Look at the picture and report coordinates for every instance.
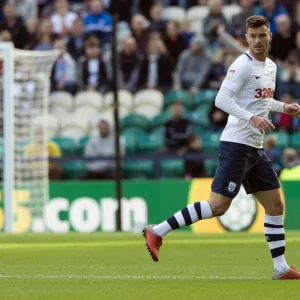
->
[0,232,300,300]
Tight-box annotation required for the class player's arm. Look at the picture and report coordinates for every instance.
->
[215,62,275,134]
[270,98,300,117]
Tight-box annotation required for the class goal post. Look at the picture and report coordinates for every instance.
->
[0,43,59,233]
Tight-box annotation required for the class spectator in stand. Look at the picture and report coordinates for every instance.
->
[162,0,190,9]
[280,147,300,176]
[209,103,228,132]
[178,134,205,179]
[51,38,78,95]
[277,56,300,99]
[163,20,187,65]
[67,18,85,60]
[273,93,300,133]
[81,120,125,180]
[163,101,193,154]
[174,36,212,95]
[289,31,300,61]
[295,1,300,28]
[138,37,173,92]
[118,36,141,92]
[108,0,133,23]
[231,0,255,38]
[26,17,39,36]
[0,3,29,49]
[131,14,151,57]
[269,15,297,64]
[264,136,282,174]
[24,127,63,181]
[257,0,288,34]
[29,18,57,51]
[189,0,209,6]
[137,0,156,20]
[51,0,78,36]
[203,0,228,46]
[78,35,110,92]
[208,48,226,89]
[181,18,196,47]
[277,0,298,16]
[9,0,38,24]
[0,30,12,42]
[149,3,167,35]
[279,148,300,180]
[83,0,112,46]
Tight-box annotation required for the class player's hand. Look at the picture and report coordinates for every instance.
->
[283,103,300,118]
[249,116,275,135]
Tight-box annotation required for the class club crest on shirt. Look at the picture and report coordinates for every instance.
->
[228,181,237,192]
[226,69,236,80]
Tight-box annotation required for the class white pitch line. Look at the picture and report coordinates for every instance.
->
[0,275,267,280]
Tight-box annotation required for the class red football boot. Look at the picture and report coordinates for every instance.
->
[273,266,300,280]
[142,225,162,262]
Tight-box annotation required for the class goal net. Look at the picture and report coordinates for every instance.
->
[0,43,59,233]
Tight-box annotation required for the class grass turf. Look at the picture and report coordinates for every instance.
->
[0,232,299,300]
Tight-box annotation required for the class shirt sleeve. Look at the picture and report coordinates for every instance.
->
[269,99,285,113]
[221,61,250,94]
[215,87,254,122]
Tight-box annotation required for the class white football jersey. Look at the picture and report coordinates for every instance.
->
[220,50,277,148]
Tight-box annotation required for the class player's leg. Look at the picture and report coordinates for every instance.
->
[151,191,232,238]
[143,141,247,261]
[143,191,232,261]
[244,155,300,279]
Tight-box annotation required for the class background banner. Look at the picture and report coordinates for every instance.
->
[0,179,299,233]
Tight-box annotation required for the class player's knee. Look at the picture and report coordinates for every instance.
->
[208,194,232,217]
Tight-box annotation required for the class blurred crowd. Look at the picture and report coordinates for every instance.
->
[1,0,300,180]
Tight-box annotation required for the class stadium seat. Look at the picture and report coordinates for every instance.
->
[104,90,134,111]
[133,105,161,120]
[164,90,194,109]
[204,159,218,177]
[124,160,153,178]
[121,127,145,154]
[60,114,90,133]
[32,114,60,138]
[161,159,184,178]
[51,137,75,155]
[62,160,87,179]
[137,133,164,153]
[202,132,222,153]
[74,91,103,111]
[187,6,208,22]
[188,103,212,127]
[49,91,74,113]
[162,6,186,22]
[121,114,150,130]
[76,136,89,155]
[223,5,242,22]
[122,126,145,136]
[195,89,218,105]
[291,132,300,151]
[267,132,289,150]
[151,111,172,129]
[73,107,101,123]
[134,89,164,110]
[194,125,206,137]
[88,109,115,133]
[190,20,203,35]
[60,127,87,140]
